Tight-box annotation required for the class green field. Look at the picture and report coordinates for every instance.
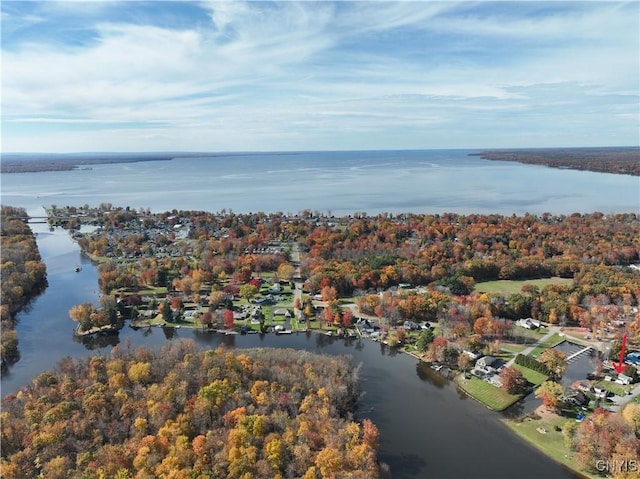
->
[594,380,631,397]
[505,416,598,479]
[529,333,567,357]
[475,277,574,294]
[456,375,522,411]
[512,364,549,386]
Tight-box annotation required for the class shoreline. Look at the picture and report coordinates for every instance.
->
[398,345,601,479]
[503,406,597,479]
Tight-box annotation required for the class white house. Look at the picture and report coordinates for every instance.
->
[517,318,540,329]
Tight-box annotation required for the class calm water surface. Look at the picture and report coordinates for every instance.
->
[0,224,581,479]
[2,150,638,216]
[2,150,616,478]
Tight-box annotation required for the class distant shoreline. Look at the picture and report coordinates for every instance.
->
[3,147,638,175]
[0,150,303,173]
[474,147,640,176]
[0,153,192,174]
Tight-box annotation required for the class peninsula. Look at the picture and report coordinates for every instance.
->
[474,147,640,176]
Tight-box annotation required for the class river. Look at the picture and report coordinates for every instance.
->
[0,221,581,479]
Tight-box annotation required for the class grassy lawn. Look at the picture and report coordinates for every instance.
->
[145,287,169,296]
[530,333,566,357]
[595,380,630,397]
[475,277,574,294]
[456,375,522,411]
[505,414,597,479]
[338,295,359,304]
[512,364,549,386]
[501,343,529,355]
[512,325,546,340]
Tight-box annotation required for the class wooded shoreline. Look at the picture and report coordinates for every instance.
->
[475,147,640,176]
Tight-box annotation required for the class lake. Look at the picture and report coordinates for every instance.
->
[2,149,624,479]
[1,149,638,217]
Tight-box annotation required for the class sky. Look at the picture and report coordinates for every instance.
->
[1,1,639,153]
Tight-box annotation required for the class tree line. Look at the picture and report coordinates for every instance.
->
[0,206,47,366]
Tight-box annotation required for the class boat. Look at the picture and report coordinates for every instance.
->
[75,266,81,272]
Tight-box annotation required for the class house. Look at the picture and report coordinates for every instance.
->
[475,355,498,370]
[517,318,540,329]
[403,321,419,331]
[625,352,640,366]
[463,350,480,361]
[571,380,593,393]
[233,311,248,320]
[273,308,290,316]
[563,391,589,407]
[616,374,633,385]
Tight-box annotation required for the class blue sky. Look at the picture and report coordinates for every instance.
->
[2,1,638,153]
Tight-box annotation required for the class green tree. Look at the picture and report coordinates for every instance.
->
[538,349,567,379]
[239,284,259,302]
[416,329,434,353]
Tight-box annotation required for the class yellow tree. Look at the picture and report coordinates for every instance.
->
[277,263,295,282]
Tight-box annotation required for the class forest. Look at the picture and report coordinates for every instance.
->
[0,341,382,479]
[0,206,47,366]
[475,147,640,176]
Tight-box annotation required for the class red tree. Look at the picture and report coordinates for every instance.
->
[341,310,354,328]
[223,310,235,330]
[170,296,183,310]
[499,366,527,394]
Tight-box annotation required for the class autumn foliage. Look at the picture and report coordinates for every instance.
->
[565,406,640,479]
[1,207,47,364]
[0,341,381,478]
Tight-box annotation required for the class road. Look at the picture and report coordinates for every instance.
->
[290,242,303,318]
[505,327,558,367]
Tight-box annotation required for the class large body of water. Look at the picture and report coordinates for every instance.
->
[2,149,631,478]
[2,149,639,216]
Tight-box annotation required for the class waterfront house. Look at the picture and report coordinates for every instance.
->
[476,355,498,371]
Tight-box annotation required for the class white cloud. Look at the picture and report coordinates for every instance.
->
[1,1,638,152]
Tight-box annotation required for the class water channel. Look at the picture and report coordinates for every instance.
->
[1,221,581,479]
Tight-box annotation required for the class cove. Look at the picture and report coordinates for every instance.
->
[1,223,581,479]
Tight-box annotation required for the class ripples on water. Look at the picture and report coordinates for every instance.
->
[2,150,638,216]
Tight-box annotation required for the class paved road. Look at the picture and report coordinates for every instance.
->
[505,327,558,366]
[608,379,640,412]
[291,242,303,316]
